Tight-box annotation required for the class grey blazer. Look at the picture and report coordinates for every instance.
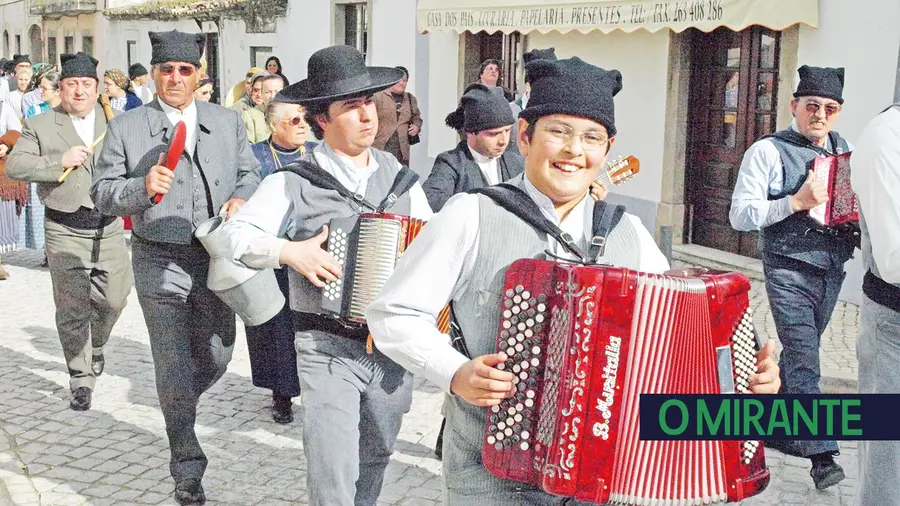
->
[91,99,261,245]
[6,104,108,213]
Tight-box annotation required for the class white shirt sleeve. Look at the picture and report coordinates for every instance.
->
[729,140,795,232]
[408,181,434,220]
[222,172,292,269]
[0,102,21,134]
[367,192,479,393]
[851,109,900,283]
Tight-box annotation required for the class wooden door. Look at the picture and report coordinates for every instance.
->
[466,31,522,95]
[686,26,780,257]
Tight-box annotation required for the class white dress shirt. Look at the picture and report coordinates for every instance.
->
[851,106,900,284]
[68,108,96,146]
[225,141,433,269]
[3,90,23,121]
[366,174,670,393]
[132,83,154,104]
[0,101,21,136]
[730,122,851,232]
[468,144,501,186]
[158,98,199,154]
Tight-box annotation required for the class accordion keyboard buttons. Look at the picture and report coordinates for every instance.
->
[490,287,551,452]
[732,307,763,464]
[323,229,349,301]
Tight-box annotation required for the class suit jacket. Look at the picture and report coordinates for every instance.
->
[91,98,261,245]
[422,140,524,211]
[373,90,422,163]
[6,104,109,213]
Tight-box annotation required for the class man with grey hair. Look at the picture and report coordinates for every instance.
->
[243,73,284,143]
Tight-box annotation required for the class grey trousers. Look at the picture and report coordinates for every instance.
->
[131,236,235,483]
[44,217,132,391]
[763,254,844,457]
[294,331,413,506]
[855,294,900,506]
[441,419,593,506]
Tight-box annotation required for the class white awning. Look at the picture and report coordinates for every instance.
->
[417,0,818,35]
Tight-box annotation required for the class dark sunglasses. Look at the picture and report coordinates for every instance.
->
[804,102,841,117]
[158,64,196,77]
[282,116,305,126]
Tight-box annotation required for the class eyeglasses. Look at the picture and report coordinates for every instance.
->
[157,64,196,77]
[282,116,306,127]
[804,102,841,117]
[542,125,609,150]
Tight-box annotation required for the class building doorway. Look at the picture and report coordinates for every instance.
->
[685,25,781,257]
[28,25,42,62]
[463,31,523,97]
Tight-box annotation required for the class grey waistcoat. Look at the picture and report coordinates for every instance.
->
[285,149,411,316]
[445,177,597,466]
[759,128,854,270]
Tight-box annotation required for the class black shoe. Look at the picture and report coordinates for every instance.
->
[272,394,293,424]
[40,256,48,268]
[174,478,206,505]
[69,387,92,411]
[811,458,845,490]
[91,354,105,376]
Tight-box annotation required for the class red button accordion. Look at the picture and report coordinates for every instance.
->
[809,152,858,227]
[322,213,450,332]
[482,259,769,505]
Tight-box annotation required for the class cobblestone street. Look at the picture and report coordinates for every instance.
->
[0,248,861,505]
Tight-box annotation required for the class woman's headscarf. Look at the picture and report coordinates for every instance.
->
[104,69,131,93]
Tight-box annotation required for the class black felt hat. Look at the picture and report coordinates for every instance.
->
[523,48,557,64]
[520,57,622,136]
[60,52,99,80]
[793,65,845,104]
[149,30,204,67]
[279,45,404,106]
[445,83,515,133]
[12,54,30,66]
[128,63,149,80]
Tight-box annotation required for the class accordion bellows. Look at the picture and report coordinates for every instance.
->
[482,260,769,505]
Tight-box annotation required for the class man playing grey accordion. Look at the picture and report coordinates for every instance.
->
[220,45,432,505]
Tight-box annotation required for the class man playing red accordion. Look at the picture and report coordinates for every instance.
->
[729,65,856,490]
[367,56,781,505]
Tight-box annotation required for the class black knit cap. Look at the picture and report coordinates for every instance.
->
[149,30,204,67]
[793,65,845,104]
[12,54,30,65]
[60,52,99,80]
[445,83,515,133]
[522,47,557,64]
[520,57,622,136]
[128,63,149,80]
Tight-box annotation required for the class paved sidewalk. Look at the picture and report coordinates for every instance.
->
[0,249,860,505]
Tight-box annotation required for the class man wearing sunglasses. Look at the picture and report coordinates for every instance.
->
[730,65,855,490]
[91,29,260,506]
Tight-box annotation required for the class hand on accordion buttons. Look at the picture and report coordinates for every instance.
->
[790,171,829,212]
[279,225,343,288]
[748,340,781,395]
[450,353,516,407]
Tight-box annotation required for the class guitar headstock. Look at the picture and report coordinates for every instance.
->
[604,155,640,185]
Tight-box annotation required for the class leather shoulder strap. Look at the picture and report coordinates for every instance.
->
[588,200,627,262]
[472,183,587,261]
